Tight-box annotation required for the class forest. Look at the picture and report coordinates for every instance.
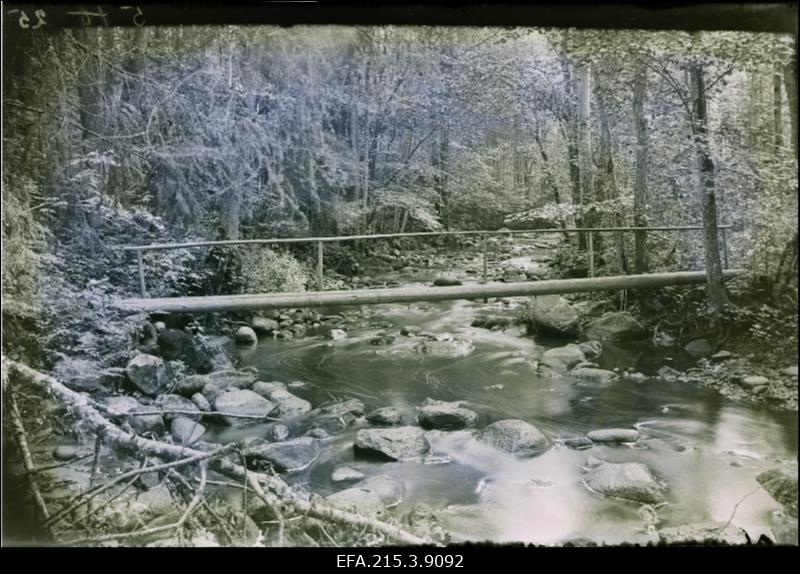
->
[2,15,798,548]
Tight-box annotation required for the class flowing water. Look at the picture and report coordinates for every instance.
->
[212,298,798,545]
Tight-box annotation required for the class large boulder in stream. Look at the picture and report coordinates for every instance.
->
[477,419,550,457]
[757,463,798,516]
[268,389,312,417]
[585,312,647,343]
[213,389,277,425]
[157,329,216,373]
[125,354,168,396]
[245,437,320,473]
[354,427,431,460]
[418,399,478,430]
[527,295,582,337]
[543,346,586,370]
[582,458,666,504]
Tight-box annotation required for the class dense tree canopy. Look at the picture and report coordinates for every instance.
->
[3,25,797,332]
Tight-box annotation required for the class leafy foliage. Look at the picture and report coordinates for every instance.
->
[237,247,309,294]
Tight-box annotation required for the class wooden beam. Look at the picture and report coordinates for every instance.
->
[118,225,733,253]
[115,269,745,314]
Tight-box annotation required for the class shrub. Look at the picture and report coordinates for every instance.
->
[238,247,308,294]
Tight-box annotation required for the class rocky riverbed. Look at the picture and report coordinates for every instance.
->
[15,235,798,546]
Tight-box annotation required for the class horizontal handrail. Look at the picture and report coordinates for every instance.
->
[118,225,733,253]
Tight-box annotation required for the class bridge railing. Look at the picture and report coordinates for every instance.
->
[119,225,733,298]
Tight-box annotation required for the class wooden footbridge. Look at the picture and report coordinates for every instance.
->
[116,225,744,314]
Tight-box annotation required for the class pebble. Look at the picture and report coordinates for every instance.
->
[52,445,80,461]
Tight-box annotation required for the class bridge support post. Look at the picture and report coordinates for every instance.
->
[482,233,488,303]
[588,232,595,277]
[482,233,488,284]
[317,241,324,291]
[137,249,146,298]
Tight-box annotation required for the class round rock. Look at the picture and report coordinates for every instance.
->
[583,459,665,504]
[543,346,586,369]
[586,428,640,443]
[366,407,404,426]
[477,419,551,457]
[234,326,258,345]
[125,353,168,397]
[52,445,80,461]
[354,426,431,461]
[418,402,478,430]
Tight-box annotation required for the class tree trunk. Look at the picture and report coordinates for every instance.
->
[690,63,730,320]
[76,28,105,142]
[632,66,650,274]
[576,62,593,247]
[774,64,784,149]
[771,232,798,306]
[434,127,450,230]
[534,132,569,240]
[560,56,582,244]
[784,61,798,158]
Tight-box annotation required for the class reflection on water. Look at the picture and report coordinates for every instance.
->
[222,299,797,545]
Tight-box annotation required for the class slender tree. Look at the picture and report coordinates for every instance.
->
[632,66,650,274]
[689,61,731,320]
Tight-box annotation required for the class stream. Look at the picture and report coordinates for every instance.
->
[206,295,797,545]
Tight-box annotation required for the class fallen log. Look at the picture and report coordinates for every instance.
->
[116,269,746,314]
[3,357,433,546]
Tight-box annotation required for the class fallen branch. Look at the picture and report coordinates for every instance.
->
[5,385,58,540]
[712,484,764,540]
[63,463,208,545]
[43,443,236,530]
[30,452,94,474]
[4,357,434,546]
[94,401,282,422]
